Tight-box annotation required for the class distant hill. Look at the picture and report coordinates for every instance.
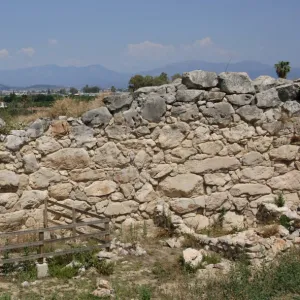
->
[142,60,300,80]
[0,61,299,89]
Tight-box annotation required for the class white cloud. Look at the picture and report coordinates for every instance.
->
[127,41,175,58]
[48,39,58,46]
[18,47,36,57]
[194,37,213,48]
[0,49,9,58]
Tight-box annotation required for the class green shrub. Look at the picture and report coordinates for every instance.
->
[49,265,79,279]
[202,253,221,265]
[94,260,115,276]
[0,294,11,300]
[280,215,291,229]
[275,193,285,207]
[138,285,152,300]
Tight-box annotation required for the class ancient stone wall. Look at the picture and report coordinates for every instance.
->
[1,70,300,232]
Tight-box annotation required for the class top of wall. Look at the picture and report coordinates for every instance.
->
[1,70,300,151]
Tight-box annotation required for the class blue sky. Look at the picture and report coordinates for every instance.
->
[0,0,299,72]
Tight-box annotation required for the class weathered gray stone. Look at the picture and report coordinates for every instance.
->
[141,95,166,122]
[230,184,271,196]
[176,90,202,102]
[104,200,139,216]
[256,88,281,108]
[114,166,139,183]
[182,70,218,89]
[104,93,133,112]
[227,94,254,106]
[159,174,204,197]
[27,119,50,138]
[43,148,90,170]
[5,135,26,151]
[171,103,199,121]
[85,180,117,197]
[135,183,157,203]
[184,157,240,174]
[193,124,211,145]
[203,91,226,102]
[222,123,255,143]
[94,142,129,167]
[70,168,106,182]
[150,164,173,179]
[253,75,278,92]
[276,84,300,102]
[0,170,19,192]
[81,107,112,126]
[105,124,130,141]
[169,147,197,163]
[16,190,48,209]
[36,136,62,155]
[23,153,39,173]
[170,196,206,214]
[282,100,300,116]
[0,151,12,163]
[70,125,95,146]
[49,183,73,200]
[158,123,189,149]
[198,141,224,155]
[267,170,300,191]
[269,145,299,161]
[29,168,60,189]
[204,173,231,186]
[134,150,151,169]
[223,212,244,231]
[242,151,264,166]
[0,210,26,230]
[236,105,264,122]
[184,215,209,231]
[240,166,274,182]
[201,102,234,126]
[0,193,19,210]
[218,72,255,94]
[206,192,228,211]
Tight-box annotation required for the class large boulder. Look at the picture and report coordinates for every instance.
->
[135,183,157,203]
[223,212,244,231]
[236,105,264,122]
[0,193,18,211]
[0,170,19,192]
[5,135,26,151]
[282,101,300,116]
[253,75,278,93]
[93,142,129,167]
[159,174,204,197]
[176,90,202,102]
[49,183,73,200]
[276,84,300,102]
[81,107,112,126]
[0,210,26,231]
[104,93,133,112]
[222,123,255,143]
[182,70,218,89]
[218,72,255,94]
[70,125,95,146]
[240,166,274,182]
[241,151,264,166]
[204,173,231,186]
[141,95,166,122]
[256,88,281,108]
[184,156,240,174]
[201,102,234,126]
[43,148,90,170]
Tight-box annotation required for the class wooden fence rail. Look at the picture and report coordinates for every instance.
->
[0,199,110,264]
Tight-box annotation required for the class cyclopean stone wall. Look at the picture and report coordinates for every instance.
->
[1,70,300,233]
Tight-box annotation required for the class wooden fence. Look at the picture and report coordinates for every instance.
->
[0,199,110,264]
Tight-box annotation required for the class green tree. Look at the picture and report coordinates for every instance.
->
[274,61,291,79]
[82,85,100,93]
[59,88,67,95]
[111,86,116,93]
[128,74,145,91]
[69,87,78,95]
[171,73,182,81]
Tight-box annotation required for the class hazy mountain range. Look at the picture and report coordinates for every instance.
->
[0,60,299,90]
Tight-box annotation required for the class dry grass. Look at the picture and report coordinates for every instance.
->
[258,224,279,238]
[14,93,110,125]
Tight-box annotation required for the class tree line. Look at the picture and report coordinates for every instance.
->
[128,72,182,91]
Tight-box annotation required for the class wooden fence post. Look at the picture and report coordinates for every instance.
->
[105,221,110,251]
[38,231,44,263]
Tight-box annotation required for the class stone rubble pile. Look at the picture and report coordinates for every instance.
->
[0,70,300,249]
